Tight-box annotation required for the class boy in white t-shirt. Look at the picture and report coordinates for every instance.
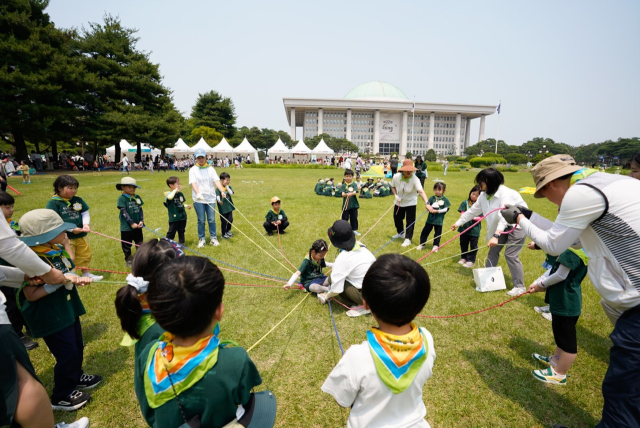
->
[322,253,435,428]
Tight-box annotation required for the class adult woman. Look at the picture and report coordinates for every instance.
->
[451,168,527,296]
[629,152,640,180]
[189,148,227,248]
[390,159,430,247]
[414,156,428,188]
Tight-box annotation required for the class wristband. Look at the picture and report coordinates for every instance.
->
[492,233,500,239]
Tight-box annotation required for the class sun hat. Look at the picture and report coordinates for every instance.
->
[270,196,281,204]
[116,177,140,190]
[327,220,355,250]
[531,154,582,198]
[398,159,418,172]
[224,390,276,428]
[194,148,207,158]
[19,209,77,246]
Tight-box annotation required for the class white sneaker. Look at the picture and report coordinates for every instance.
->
[210,238,219,246]
[463,261,475,268]
[416,244,424,250]
[401,239,412,247]
[83,273,103,281]
[197,239,206,248]
[353,230,361,236]
[534,305,550,314]
[55,417,90,428]
[506,287,527,297]
[432,246,439,253]
[317,293,327,305]
[392,232,405,239]
[541,312,553,321]
[458,259,466,265]
[346,307,371,318]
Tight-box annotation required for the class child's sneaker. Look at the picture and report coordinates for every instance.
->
[346,307,371,318]
[432,246,439,253]
[463,261,475,268]
[534,305,550,313]
[210,238,219,246]
[353,230,361,236]
[416,244,424,250]
[51,390,91,411]
[197,238,206,248]
[532,367,566,385]
[77,373,102,390]
[532,353,553,366]
[392,232,405,239]
[458,258,467,265]
[401,239,412,247]
[55,417,90,428]
[227,231,234,237]
[83,273,103,281]
[541,312,553,321]
[317,293,328,305]
[222,233,230,239]
[125,259,132,268]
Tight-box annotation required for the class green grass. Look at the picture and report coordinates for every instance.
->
[13,168,610,427]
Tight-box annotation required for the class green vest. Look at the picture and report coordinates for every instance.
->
[46,196,90,239]
[457,200,481,237]
[426,195,451,226]
[215,187,235,215]
[118,194,144,231]
[164,191,187,222]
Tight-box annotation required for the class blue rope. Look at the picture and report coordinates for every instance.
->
[142,225,288,282]
[328,301,344,355]
[372,210,428,255]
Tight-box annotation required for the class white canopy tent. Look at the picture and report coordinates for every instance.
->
[211,138,234,155]
[233,137,260,163]
[167,138,191,158]
[268,138,290,159]
[291,140,312,161]
[106,139,134,161]
[311,139,335,156]
[128,144,161,160]
[189,137,213,155]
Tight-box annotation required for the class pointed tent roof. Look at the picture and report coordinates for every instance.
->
[190,137,212,153]
[173,138,190,150]
[212,137,233,153]
[311,138,334,155]
[268,137,290,154]
[291,140,311,153]
[234,137,257,153]
[106,139,133,152]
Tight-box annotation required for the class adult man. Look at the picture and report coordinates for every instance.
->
[29,151,42,171]
[501,155,640,427]
[389,154,399,175]
[390,159,430,247]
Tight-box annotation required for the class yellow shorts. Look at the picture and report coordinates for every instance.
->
[69,236,92,269]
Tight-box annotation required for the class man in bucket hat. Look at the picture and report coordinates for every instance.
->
[500,154,640,428]
[390,159,430,247]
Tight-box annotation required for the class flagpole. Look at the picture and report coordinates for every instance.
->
[411,96,415,157]
[495,100,501,154]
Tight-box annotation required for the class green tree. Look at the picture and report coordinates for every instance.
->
[189,126,223,146]
[425,149,437,162]
[191,91,237,138]
[505,153,528,165]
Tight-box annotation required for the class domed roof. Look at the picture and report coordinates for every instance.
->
[344,81,409,101]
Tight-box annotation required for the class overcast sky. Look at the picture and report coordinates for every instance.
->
[47,0,639,147]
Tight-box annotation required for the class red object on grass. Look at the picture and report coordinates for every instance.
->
[6,185,21,196]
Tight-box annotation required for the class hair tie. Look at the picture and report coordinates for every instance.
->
[126,274,149,294]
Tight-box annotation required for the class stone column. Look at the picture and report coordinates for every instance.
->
[346,109,352,142]
[454,113,462,155]
[428,112,435,150]
[290,108,296,140]
[478,115,485,142]
[373,110,380,154]
[464,117,471,149]
[318,108,323,136]
[400,110,408,157]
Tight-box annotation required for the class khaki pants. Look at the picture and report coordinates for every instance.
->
[69,236,92,270]
[329,278,363,306]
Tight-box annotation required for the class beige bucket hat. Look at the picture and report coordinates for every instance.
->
[531,154,582,198]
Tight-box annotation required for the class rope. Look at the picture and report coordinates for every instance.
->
[89,230,140,247]
[359,202,395,240]
[372,210,428,254]
[328,300,345,355]
[246,293,310,353]
[400,229,455,255]
[419,244,528,267]
[276,224,297,271]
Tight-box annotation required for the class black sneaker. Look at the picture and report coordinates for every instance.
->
[222,233,230,239]
[20,335,38,351]
[77,373,102,390]
[267,231,273,236]
[51,390,90,411]
[227,231,233,237]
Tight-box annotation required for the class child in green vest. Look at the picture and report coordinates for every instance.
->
[457,185,482,268]
[418,182,450,252]
[215,172,235,239]
[528,247,588,385]
[334,179,344,198]
[315,179,325,195]
[115,240,178,374]
[163,176,190,245]
[264,196,289,235]
[135,256,274,428]
[46,175,103,281]
[116,177,144,267]
[17,209,101,411]
[341,169,360,235]
[360,186,373,199]
[323,180,334,196]
[283,239,333,293]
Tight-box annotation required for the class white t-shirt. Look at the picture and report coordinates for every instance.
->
[322,327,435,428]
[188,165,220,204]
[391,173,424,207]
[122,157,130,166]
[328,246,376,296]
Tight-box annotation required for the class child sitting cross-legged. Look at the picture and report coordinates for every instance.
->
[17,209,102,411]
[283,239,333,293]
[322,253,435,428]
[135,256,276,428]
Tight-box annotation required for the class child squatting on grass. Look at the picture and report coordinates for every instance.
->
[283,239,333,293]
[116,177,144,267]
[134,256,276,428]
[264,196,289,235]
[322,253,436,428]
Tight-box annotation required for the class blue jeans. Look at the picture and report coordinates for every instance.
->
[122,164,129,174]
[194,202,217,240]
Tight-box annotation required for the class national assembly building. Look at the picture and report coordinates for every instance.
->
[283,81,497,157]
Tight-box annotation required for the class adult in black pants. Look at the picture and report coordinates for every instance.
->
[0,157,9,192]
[390,159,430,247]
[389,154,399,176]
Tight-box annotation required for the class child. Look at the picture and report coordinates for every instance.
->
[283,239,332,293]
[264,196,288,235]
[216,172,235,239]
[116,177,144,267]
[17,209,101,411]
[134,256,274,427]
[323,180,334,197]
[341,169,360,235]
[315,179,325,195]
[355,173,364,189]
[333,178,344,198]
[17,161,30,184]
[360,185,373,199]
[457,185,482,268]
[528,247,588,385]
[115,240,177,367]
[322,254,435,427]
[418,182,450,252]
[163,176,190,244]
[46,175,103,281]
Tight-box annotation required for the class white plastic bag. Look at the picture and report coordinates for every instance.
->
[473,266,506,292]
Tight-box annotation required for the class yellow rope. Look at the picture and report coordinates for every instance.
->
[360,202,395,240]
[400,229,455,255]
[247,293,310,352]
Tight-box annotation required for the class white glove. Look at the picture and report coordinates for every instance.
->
[195,193,204,202]
[394,195,401,203]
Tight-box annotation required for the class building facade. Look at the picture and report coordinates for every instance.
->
[283,81,497,157]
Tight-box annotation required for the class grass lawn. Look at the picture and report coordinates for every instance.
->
[12,167,610,427]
